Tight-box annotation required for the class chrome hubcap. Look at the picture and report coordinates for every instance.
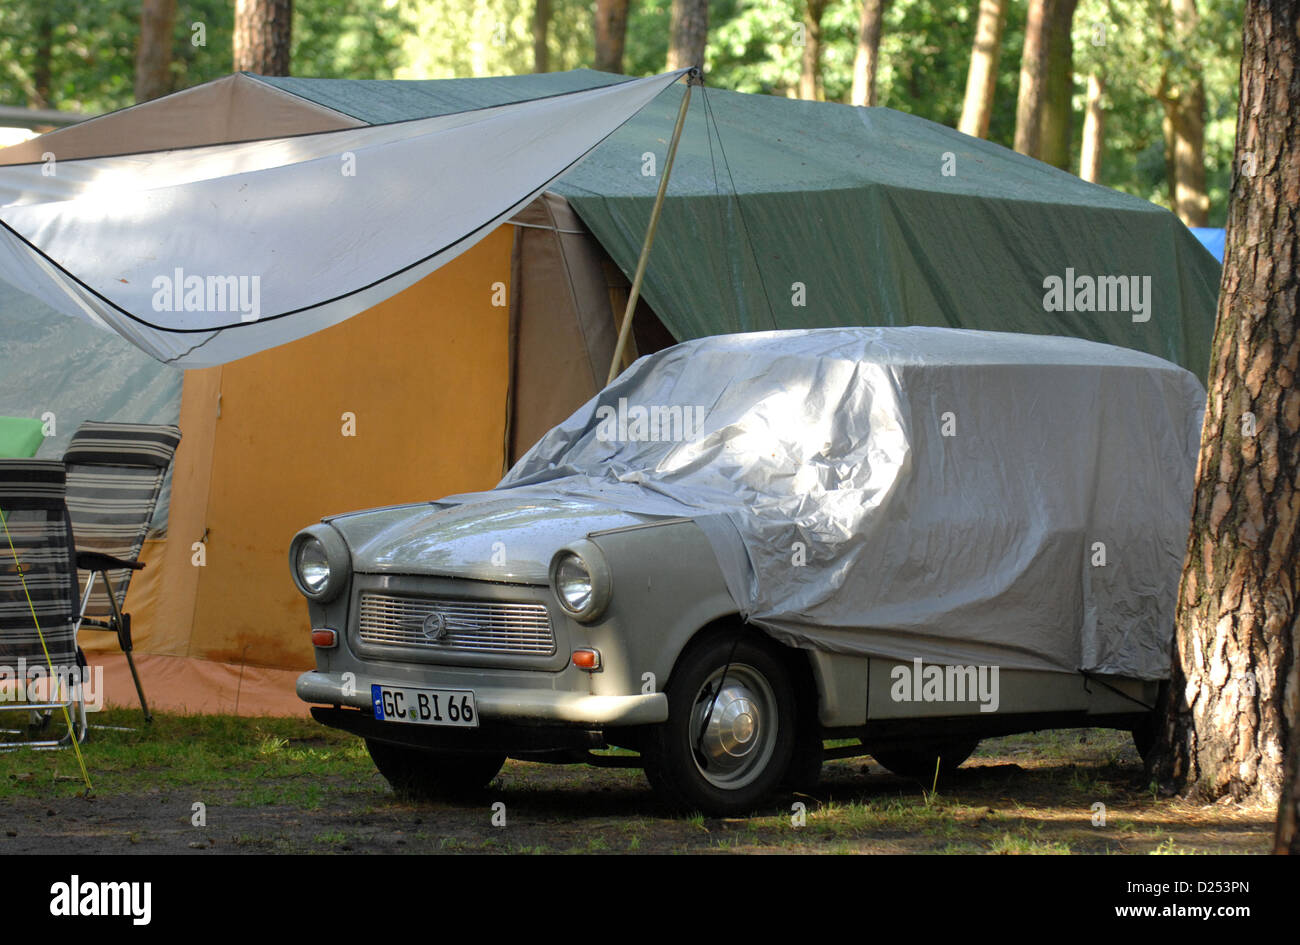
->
[691,664,777,790]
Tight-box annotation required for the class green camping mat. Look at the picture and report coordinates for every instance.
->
[0,416,45,458]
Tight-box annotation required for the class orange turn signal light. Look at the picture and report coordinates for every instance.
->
[571,648,601,671]
[311,628,338,648]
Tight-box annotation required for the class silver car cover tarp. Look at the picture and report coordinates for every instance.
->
[440,327,1205,679]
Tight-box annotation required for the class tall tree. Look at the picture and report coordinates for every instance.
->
[850,0,888,107]
[30,5,54,109]
[533,0,552,72]
[1154,0,1300,814]
[595,0,629,73]
[1078,73,1105,181]
[135,0,177,103]
[1157,0,1210,225]
[1014,0,1077,168]
[233,0,292,75]
[800,0,830,100]
[959,0,1006,136]
[666,0,708,71]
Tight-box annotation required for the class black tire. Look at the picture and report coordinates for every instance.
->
[782,671,824,794]
[871,738,980,780]
[642,632,798,816]
[783,734,824,795]
[365,739,505,799]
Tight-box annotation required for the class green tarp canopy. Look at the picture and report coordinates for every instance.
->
[264,70,1221,381]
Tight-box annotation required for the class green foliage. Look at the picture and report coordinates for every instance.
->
[1073,0,1242,222]
[0,0,137,114]
[396,0,593,78]
[293,0,413,78]
[0,0,410,115]
[0,0,1246,220]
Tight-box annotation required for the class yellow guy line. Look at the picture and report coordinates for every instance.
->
[0,505,92,791]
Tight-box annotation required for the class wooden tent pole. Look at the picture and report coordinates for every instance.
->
[606,68,700,386]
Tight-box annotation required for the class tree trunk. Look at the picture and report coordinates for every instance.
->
[800,0,830,101]
[850,0,888,107]
[1039,0,1078,169]
[959,0,1006,137]
[31,9,53,109]
[1078,73,1104,182]
[594,0,629,74]
[1014,0,1050,157]
[1158,0,1210,226]
[1281,705,1300,851]
[1154,0,1300,814]
[233,0,293,76]
[534,0,552,73]
[1015,0,1076,166]
[666,0,708,72]
[135,0,177,103]
[1162,82,1210,225]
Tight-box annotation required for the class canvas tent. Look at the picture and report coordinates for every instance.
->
[0,70,1222,714]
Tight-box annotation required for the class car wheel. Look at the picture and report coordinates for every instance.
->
[871,739,980,780]
[642,633,797,816]
[365,739,505,799]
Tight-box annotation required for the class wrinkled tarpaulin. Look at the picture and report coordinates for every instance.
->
[0,71,684,367]
[443,327,1205,679]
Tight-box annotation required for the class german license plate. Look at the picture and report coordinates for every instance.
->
[371,684,478,727]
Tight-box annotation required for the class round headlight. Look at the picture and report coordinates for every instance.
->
[296,537,331,594]
[289,525,350,602]
[554,554,593,612]
[549,541,612,622]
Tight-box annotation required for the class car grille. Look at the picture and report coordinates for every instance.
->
[357,593,556,656]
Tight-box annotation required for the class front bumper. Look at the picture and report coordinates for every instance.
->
[296,670,668,726]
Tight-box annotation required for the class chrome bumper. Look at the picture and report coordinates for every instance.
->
[296,670,668,726]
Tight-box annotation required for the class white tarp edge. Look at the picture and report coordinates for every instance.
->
[0,70,685,367]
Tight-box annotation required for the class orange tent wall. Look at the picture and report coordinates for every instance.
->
[84,226,514,715]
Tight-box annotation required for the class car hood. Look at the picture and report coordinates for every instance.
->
[322,497,648,583]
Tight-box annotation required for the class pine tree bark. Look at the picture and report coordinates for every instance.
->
[959,0,1006,137]
[534,0,552,73]
[1015,0,1076,166]
[1155,0,1300,812]
[850,0,888,107]
[1079,73,1105,182]
[666,0,708,72]
[135,0,176,103]
[800,0,830,101]
[594,0,629,73]
[233,0,293,76]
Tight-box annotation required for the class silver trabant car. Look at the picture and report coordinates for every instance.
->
[292,327,1204,815]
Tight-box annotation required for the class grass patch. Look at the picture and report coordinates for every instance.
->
[0,715,1274,854]
[0,709,373,801]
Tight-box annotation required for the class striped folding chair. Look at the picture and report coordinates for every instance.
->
[0,459,87,748]
[64,422,182,723]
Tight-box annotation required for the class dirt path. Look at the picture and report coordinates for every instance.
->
[1,733,1275,854]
